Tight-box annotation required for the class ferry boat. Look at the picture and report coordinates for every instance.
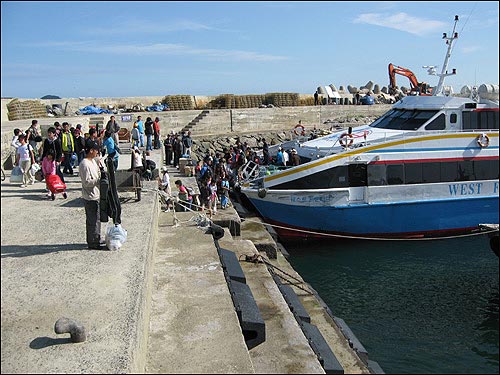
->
[239,16,499,240]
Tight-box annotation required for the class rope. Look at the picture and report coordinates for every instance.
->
[239,253,314,295]
[153,184,498,241]
[240,217,498,241]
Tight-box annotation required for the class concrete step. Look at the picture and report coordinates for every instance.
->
[145,213,255,373]
[216,236,325,374]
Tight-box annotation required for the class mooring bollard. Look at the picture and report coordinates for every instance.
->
[54,317,87,343]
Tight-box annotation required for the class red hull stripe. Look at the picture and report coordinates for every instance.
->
[264,218,479,240]
[473,108,499,112]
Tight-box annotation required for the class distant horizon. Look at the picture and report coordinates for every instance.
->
[1,1,498,99]
[2,81,496,101]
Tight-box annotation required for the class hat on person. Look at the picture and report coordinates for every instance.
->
[85,140,100,153]
[291,148,297,153]
[161,166,168,172]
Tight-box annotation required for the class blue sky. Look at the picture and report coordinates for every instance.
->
[1,1,498,99]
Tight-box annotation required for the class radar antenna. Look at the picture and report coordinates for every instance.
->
[433,15,459,96]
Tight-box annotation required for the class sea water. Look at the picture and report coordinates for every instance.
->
[284,235,499,374]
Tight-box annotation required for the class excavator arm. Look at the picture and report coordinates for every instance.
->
[388,63,431,96]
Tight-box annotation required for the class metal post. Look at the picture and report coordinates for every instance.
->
[230,109,233,132]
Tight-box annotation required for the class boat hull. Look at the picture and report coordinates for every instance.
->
[244,190,499,240]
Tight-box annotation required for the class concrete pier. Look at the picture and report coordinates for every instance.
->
[1,132,375,373]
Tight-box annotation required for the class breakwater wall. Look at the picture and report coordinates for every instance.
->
[1,103,390,169]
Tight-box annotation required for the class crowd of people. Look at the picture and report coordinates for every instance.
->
[9,115,304,245]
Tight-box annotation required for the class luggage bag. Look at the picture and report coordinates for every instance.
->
[45,174,66,194]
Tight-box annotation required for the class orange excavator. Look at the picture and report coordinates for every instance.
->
[388,63,432,96]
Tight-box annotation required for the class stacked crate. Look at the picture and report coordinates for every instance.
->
[161,95,195,111]
[7,98,48,121]
[265,93,299,107]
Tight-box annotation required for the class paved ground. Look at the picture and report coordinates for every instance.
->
[1,148,162,373]
[1,146,370,374]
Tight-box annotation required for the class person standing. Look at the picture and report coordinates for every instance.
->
[262,138,270,165]
[130,122,140,149]
[153,117,161,149]
[163,134,173,165]
[61,122,75,175]
[15,134,35,187]
[26,119,42,162]
[136,116,144,147]
[314,91,319,106]
[158,166,171,195]
[291,148,300,166]
[174,179,192,211]
[144,117,154,151]
[86,127,101,151]
[11,128,22,166]
[105,115,120,146]
[283,148,290,166]
[182,131,193,156]
[79,141,106,250]
[42,126,64,185]
[103,130,120,170]
[173,135,182,168]
[276,147,284,166]
[74,128,86,166]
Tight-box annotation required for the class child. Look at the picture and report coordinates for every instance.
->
[175,179,192,212]
[131,122,140,148]
[15,134,35,187]
[209,176,218,216]
[220,173,230,209]
[42,149,67,200]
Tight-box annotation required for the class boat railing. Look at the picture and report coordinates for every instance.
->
[239,160,295,184]
[318,128,499,157]
[240,128,499,184]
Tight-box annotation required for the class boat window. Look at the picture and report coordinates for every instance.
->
[367,164,386,186]
[474,159,499,179]
[487,111,499,129]
[348,164,367,187]
[441,161,459,181]
[422,162,441,183]
[271,159,498,190]
[456,160,474,181]
[404,163,423,184]
[424,114,446,130]
[370,109,438,130]
[462,110,500,130]
[450,113,457,123]
[386,164,404,185]
[272,165,349,189]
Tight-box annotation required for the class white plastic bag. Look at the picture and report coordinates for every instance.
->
[10,166,23,183]
[105,223,127,251]
[30,163,41,175]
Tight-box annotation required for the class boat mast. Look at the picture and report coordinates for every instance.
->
[432,15,459,96]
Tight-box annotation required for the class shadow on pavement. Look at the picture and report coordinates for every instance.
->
[30,336,73,349]
[1,243,93,258]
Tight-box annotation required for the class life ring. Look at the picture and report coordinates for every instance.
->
[293,124,306,136]
[339,133,354,148]
[477,133,490,148]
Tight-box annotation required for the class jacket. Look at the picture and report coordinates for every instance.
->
[61,132,75,153]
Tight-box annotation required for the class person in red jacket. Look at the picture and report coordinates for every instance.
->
[153,117,161,149]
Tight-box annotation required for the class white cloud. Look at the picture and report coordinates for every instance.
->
[83,19,225,36]
[353,12,446,36]
[25,41,288,62]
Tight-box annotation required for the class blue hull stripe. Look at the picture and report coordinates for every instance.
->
[249,196,499,236]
